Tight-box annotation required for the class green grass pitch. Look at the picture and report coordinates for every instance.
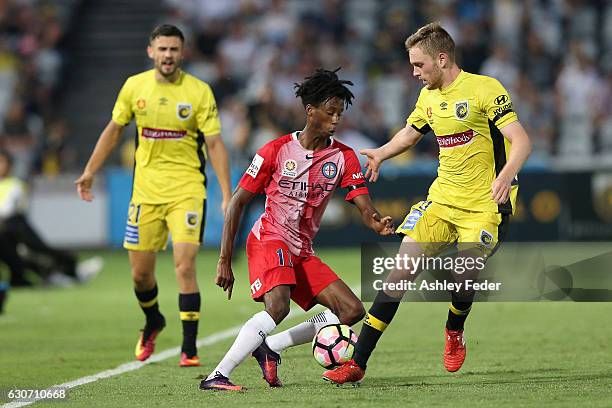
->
[1,248,611,407]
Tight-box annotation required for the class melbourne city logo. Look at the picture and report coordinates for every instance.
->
[322,162,337,179]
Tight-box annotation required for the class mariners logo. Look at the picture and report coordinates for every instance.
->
[185,212,199,227]
[455,101,469,120]
[479,229,494,248]
[282,159,298,178]
[322,162,337,179]
[177,103,192,120]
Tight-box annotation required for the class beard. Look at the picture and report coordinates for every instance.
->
[157,60,180,78]
[427,66,445,89]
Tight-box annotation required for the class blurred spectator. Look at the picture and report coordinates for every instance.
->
[219,97,251,167]
[0,100,39,179]
[218,19,257,85]
[521,31,558,90]
[596,72,612,153]
[456,23,489,74]
[555,42,601,156]
[480,44,519,94]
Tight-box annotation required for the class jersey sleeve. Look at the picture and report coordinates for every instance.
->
[341,149,369,202]
[479,77,518,129]
[197,84,221,137]
[406,89,432,134]
[238,143,276,194]
[111,77,134,126]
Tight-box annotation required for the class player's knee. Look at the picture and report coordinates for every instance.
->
[174,259,196,280]
[265,301,290,325]
[132,270,154,289]
[339,301,366,326]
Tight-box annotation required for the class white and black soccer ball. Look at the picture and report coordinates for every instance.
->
[312,324,358,369]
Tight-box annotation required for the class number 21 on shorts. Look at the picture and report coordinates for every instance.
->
[127,203,142,225]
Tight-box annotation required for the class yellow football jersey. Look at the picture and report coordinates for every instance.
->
[112,69,221,204]
[407,71,518,214]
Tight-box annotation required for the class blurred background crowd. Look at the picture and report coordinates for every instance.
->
[0,0,611,178]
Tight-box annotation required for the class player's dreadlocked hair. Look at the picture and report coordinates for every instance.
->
[294,68,355,110]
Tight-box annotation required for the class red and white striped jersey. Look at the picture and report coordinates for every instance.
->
[239,132,368,257]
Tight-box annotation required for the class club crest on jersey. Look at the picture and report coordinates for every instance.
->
[177,103,192,120]
[322,162,337,179]
[455,101,469,120]
[185,212,199,228]
[479,229,494,248]
[282,159,298,178]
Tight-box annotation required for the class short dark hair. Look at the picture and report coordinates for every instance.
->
[294,68,354,110]
[149,24,184,43]
[405,22,455,62]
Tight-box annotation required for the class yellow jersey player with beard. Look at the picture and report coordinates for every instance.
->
[323,22,532,385]
[75,24,231,368]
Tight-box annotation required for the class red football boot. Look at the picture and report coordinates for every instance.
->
[444,327,466,372]
[134,317,165,362]
[322,359,365,386]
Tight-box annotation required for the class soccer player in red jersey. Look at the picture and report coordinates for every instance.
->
[200,68,394,391]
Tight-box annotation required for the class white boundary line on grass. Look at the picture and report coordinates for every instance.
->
[2,301,330,408]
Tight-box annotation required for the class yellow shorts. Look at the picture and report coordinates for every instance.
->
[396,201,508,256]
[123,197,206,252]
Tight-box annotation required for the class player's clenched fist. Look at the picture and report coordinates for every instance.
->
[371,213,395,236]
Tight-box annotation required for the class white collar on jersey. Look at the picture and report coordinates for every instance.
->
[292,131,335,147]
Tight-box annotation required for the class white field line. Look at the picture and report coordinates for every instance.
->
[2,286,361,408]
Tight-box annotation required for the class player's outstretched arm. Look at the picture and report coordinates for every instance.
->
[359,125,424,182]
[492,121,532,205]
[216,186,256,300]
[75,120,125,202]
[205,134,232,213]
[352,194,395,235]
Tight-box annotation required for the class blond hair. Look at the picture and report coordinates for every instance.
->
[405,22,455,62]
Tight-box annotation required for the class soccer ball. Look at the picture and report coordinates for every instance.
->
[312,324,358,368]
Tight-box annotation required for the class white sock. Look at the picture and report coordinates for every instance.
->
[207,311,276,380]
[266,309,340,354]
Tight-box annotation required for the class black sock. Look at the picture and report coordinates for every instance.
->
[446,301,472,331]
[353,290,401,370]
[179,292,201,358]
[134,285,164,326]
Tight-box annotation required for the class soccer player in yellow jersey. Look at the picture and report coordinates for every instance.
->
[323,22,532,385]
[75,25,231,367]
